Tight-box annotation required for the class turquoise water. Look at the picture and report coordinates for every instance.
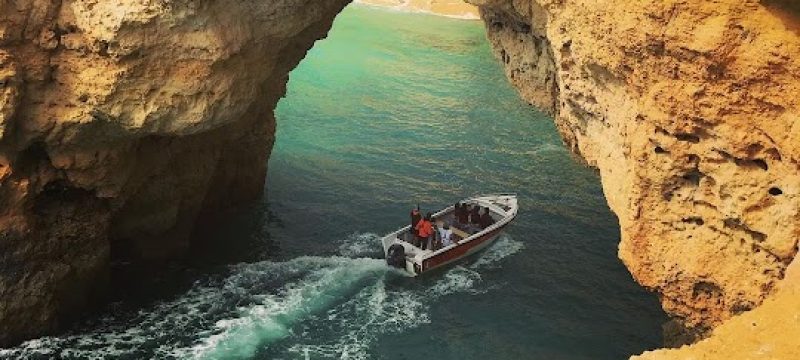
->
[1,5,667,360]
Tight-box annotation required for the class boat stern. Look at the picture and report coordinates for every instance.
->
[381,233,397,256]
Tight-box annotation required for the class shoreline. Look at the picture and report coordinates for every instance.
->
[353,0,480,20]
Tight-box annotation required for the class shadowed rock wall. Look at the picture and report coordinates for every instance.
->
[0,0,350,345]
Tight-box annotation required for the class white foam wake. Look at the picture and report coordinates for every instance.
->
[337,233,384,258]
[182,257,387,360]
[286,235,525,359]
[0,234,524,360]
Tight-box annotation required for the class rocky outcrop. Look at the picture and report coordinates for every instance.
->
[633,258,800,359]
[1,0,797,352]
[0,0,349,346]
[468,0,800,346]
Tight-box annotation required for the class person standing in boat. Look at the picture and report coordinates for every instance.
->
[415,212,434,250]
[454,202,467,226]
[431,221,441,250]
[410,206,422,244]
[469,204,481,232]
[479,207,495,229]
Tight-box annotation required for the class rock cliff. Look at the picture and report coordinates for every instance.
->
[0,0,349,346]
[468,0,799,347]
[2,0,798,353]
[633,258,800,359]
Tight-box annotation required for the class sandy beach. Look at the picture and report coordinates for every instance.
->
[355,0,480,19]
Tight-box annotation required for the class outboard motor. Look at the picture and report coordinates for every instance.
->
[386,243,406,269]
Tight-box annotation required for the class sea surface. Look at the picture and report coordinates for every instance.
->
[1,5,667,360]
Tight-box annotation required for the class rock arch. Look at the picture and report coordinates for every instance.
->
[0,0,350,345]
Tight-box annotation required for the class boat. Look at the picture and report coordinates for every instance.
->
[381,194,518,276]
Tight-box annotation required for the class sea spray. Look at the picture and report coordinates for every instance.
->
[283,235,525,359]
[284,279,428,360]
[337,233,384,258]
[0,235,523,359]
[187,257,388,359]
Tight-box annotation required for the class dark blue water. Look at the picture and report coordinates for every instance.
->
[1,5,667,360]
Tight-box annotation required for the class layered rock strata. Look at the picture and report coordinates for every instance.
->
[0,0,349,346]
[468,0,800,343]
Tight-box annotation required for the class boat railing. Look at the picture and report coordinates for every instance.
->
[424,202,517,258]
[384,194,517,257]
[468,192,517,199]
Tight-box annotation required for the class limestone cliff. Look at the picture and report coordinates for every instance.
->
[633,259,800,359]
[2,0,798,352]
[0,0,349,346]
[468,0,800,346]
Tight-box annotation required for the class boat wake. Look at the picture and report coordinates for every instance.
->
[1,235,523,360]
[336,233,386,259]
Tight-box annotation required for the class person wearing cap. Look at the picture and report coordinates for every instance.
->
[439,222,454,248]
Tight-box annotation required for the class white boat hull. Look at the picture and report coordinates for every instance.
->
[381,194,518,276]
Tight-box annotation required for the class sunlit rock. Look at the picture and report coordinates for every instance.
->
[468,0,800,352]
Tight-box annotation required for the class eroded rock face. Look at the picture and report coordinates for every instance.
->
[633,258,800,359]
[468,0,800,340]
[0,0,350,345]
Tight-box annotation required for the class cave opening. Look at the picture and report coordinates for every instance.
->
[246,3,667,359]
[2,2,667,358]
[57,2,668,358]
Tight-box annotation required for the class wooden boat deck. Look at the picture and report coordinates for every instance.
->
[434,218,470,241]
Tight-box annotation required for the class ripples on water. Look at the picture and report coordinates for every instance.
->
[1,4,667,360]
[1,235,523,360]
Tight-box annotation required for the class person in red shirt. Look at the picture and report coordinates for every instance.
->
[415,212,434,250]
[410,207,422,246]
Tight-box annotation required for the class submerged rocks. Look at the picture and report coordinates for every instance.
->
[468,0,800,354]
[0,0,350,346]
